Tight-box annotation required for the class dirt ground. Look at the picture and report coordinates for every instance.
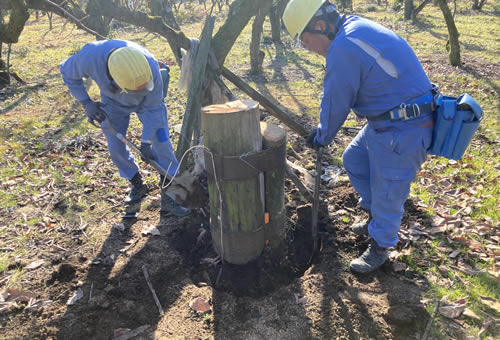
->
[0,132,438,340]
[7,35,498,340]
[3,51,495,340]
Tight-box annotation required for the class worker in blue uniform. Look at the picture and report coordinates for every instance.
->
[60,40,190,217]
[283,0,435,273]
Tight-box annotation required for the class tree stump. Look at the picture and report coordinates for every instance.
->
[260,122,286,248]
[201,100,265,264]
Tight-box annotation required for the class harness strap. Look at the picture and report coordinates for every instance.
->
[365,101,435,121]
[204,142,286,181]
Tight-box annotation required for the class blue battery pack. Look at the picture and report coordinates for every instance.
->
[428,93,483,160]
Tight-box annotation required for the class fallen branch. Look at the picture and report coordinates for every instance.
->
[421,299,440,340]
[141,265,164,316]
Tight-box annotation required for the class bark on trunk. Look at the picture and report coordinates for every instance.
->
[211,0,270,67]
[436,0,461,66]
[0,0,29,44]
[148,0,180,30]
[202,100,265,264]
[270,0,289,44]
[86,0,111,40]
[413,0,432,19]
[250,6,267,74]
[404,0,414,20]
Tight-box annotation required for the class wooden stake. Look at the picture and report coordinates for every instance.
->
[141,265,164,316]
[261,122,286,248]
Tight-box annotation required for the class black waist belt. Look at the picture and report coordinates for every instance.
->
[365,102,436,121]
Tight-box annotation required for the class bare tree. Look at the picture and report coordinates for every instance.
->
[435,0,461,66]
[472,0,487,10]
[269,0,288,44]
[404,0,432,21]
[148,0,180,30]
[250,2,273,74]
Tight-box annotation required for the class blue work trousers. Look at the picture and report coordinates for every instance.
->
[100,104,178,180]
[342,114,433,247]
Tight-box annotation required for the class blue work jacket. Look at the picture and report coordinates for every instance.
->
[316,15,433,146]
[60,40,166,143]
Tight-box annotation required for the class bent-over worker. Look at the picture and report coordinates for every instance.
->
[60,39,190,217]
[283,0,435,273]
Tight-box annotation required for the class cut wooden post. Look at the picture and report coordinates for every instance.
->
[260,122,286,248]
[202,100,265,264]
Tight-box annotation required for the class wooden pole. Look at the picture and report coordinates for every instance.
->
[176,15,214,162]
[202,100,265,264]
[221,66,309,137]
[261,122,286,248]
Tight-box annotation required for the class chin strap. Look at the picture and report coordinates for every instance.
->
[302,8,346,42]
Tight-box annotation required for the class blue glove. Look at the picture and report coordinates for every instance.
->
[140,142,154,163]
[81,99,102,123]
[306,129,323,151]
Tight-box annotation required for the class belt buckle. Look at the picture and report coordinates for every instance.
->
[395,103,407,120]
[410,103,421,119]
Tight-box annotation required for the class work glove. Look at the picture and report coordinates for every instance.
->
[140,142,155,163]
[306,129,323,151]
[81,99,103,124]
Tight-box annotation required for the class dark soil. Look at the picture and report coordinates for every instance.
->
[0,158,433,339]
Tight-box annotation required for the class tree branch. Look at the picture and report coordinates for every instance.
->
[40,0,106,39]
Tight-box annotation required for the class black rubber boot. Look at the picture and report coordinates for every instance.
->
[351,212,371,237]
[124,172,148,205]
[350,239,389,274]
[159,176,191,217]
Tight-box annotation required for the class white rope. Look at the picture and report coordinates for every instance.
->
[159,144,225,263]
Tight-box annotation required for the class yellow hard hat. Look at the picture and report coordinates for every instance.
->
[108,47,153,92]
[283,0,326,38]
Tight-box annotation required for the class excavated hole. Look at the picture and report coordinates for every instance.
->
[169,204,324,298]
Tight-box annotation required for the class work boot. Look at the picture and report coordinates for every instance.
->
[124,173,148,205]
[161,192,191,217]
[350,239,389,274]
[351,212,371,237]
[159,176,191,217]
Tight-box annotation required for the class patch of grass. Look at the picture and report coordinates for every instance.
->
[0,254,8,274]
[0,3,498,339]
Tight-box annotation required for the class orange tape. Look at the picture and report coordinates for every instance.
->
[264,212,270,224]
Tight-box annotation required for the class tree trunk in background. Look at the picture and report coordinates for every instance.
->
[404,0,414,20]
[211,0,270,67]
[0,0,29,44]
[436,0,461,66]
[0,58,9,88]
[413,0,432,20]
[148,0,180,30]
[472,0,487,10]
[270,0,289,44]
[202,100,265,264]
[250,6,267,74]
[86,0,111,40]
